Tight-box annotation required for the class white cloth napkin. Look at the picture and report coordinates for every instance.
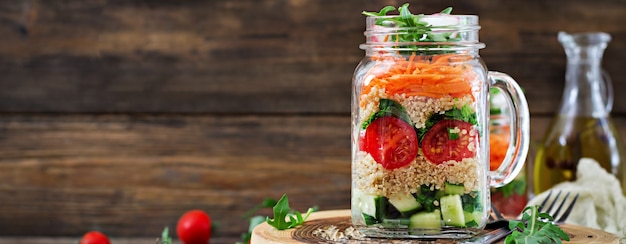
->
[525,158,626,238]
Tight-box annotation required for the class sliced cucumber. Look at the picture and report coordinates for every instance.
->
[440,194,466,227]
[388,192,422,214]
[464,211,483,227]
[435,189,446,199]
[363,213,378,225]
[409,210,442,229]
[352,189,379,218]
[444,182,465,195]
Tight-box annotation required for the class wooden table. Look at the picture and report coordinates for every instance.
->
[0,237,240,244]
[252,209,621,244]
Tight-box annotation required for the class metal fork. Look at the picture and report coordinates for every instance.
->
[537,190,580,224]
[464,190,579,244]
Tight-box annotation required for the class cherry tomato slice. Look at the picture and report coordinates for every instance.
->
[421,119,476,165]
[362,116,418,170]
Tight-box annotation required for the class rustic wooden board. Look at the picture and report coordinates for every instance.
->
[251,209,621,244]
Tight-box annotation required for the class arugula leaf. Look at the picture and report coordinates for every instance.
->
[444,104,477,125]
[238,215,265,243]
[416,104,477,144]
[237,194,317,243]
[236,194,317,244]
[266,194,315,230]
[440,7,453,14]
[362,4,460,54]
[504,205,570,244]
[466,220,479,228]
[361,98,412,129]
[236,197,279,243]
[160,227,172,244]
[362,5,396,17]
[498,178,527,198]
[414,185,440,212]
[460,192,482,212]
[241,197,278,219]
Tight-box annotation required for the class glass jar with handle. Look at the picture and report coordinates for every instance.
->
[351,5,530,239]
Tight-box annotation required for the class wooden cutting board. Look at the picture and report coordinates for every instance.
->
[251,209,620,244]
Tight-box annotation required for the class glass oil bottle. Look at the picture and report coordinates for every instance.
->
[533,32,626,196]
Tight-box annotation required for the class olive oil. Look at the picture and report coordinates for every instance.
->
[533,116,625,194]
[534,32,626,196]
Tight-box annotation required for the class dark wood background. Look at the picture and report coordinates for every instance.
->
[1,0,626,242]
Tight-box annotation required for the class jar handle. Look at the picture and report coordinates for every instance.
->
[488,71,530,188]
[601,69,614,113]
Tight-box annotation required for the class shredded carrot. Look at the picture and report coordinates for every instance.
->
[489,132,510,171]
[361,53,477,105]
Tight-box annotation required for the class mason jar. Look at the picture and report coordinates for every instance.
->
[351,13,530,238]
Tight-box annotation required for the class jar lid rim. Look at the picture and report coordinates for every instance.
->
[366,15,479,23]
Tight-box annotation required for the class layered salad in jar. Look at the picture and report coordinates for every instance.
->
[352,5,486,235]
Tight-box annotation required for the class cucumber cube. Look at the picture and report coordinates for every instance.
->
[352,189,378,217]
[388,192,422,214]
[444,182,465,195]
[409,210,442,229]
[440,194,466,227]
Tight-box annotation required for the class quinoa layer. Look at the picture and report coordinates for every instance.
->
[353,151,483,197]
[354,91,482,197]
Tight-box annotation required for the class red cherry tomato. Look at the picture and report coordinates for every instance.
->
[491,190,528,217]
[422,119,476,164]
[177,209,212,244]
[79,231,110,244]
[362,116,418,169]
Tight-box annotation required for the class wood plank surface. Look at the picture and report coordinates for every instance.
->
[0,0,625,114]
[0,114,625,240]
[0,115,351,238]
[0,237,236,244]
[1,0,626,241]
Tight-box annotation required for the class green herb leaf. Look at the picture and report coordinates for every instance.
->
[497,178,527,198]
[448,127,460,140]
[417,104,477,144]
[460,192,482,212]
[414,185,441,212]
[362,4,461,54]
[241,197,278,219]
[266,194,315,230]
[237,198,277,244]
[362,5,396,17]
[160,227,172,244]
[444,104,477,125]
[465,220,479,228]
[238,215,266,243]
[238,195,317,243]
[504,205,570,244]
[361,98,412,129]
[440,7,453,14]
